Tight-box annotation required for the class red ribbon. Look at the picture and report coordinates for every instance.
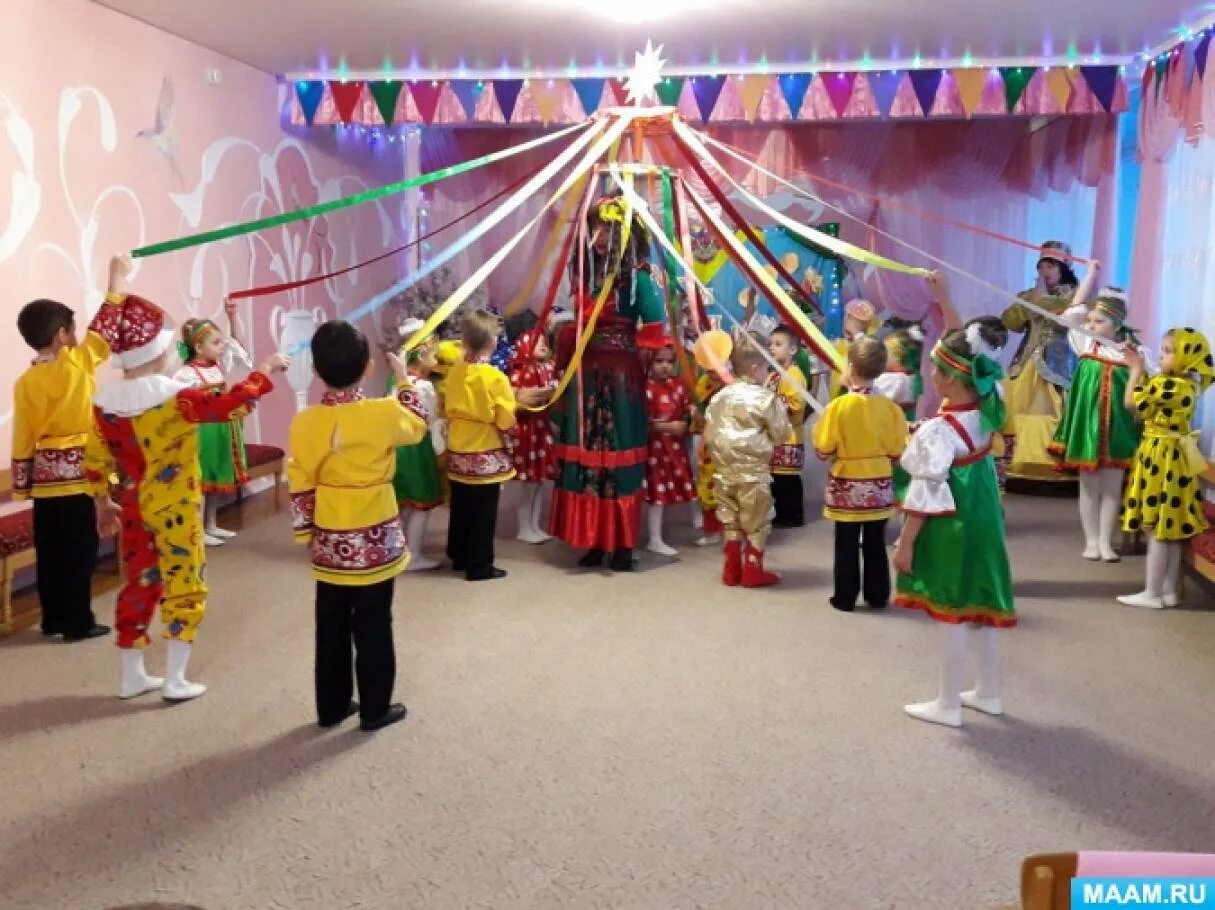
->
[226,171,532,302]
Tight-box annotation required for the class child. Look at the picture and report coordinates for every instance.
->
[814,336,908,612]
[10,255,129,641]
[691,369,727,547]
[874,327,924,422]
[1050,287,1144,563]
[506,325,558,545]
[1117,326,1215,609]
[704,336,793,587]
[287,320,429,731]
[767,326,809,528]
[445,310,530,581]
[85,287,287,701]
[174,300,254,547]
[893,323,1014,728]
[389,319,445,571]
[829,299,879,399]
[642,338,695,556]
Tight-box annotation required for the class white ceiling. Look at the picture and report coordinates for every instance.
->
[95,0,1212,78]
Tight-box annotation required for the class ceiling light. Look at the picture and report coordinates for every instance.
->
[533,0,723,23]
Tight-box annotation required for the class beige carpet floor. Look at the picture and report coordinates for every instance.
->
[1,474,1213,910]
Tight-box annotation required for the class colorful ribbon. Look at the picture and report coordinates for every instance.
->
[502,175,588,318]
[131,122,591,258]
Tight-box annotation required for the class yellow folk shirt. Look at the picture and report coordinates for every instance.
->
[812,388,908,522]
[443,359,518,484]
[10,330,110,499]
[768,364,808,475]
[288,389,429,586]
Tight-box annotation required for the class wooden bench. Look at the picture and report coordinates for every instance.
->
[1180,461,1215,596]
[235,444,285,510]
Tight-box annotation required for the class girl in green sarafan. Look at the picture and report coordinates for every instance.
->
[1048,287,1144,564]
[893,322,1014,730]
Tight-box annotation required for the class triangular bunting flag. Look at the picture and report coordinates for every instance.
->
[908,69,943,115]
[368,81,404,126]
[655,76,684,107]
[328,81,365,123]
[530,80,565,123]
[1045,68,1073,112]
[739,74,771,119]
[778,73,812,119]
[571,78,606,116]
[296,81,325,125]
[408,80,443,125]
[494,79,524,122]
[450,80,485,121]
[1154,55,1170,99]
[867,71,901,116]
[1000,67,1034,111]
[691,75,726,121]
[608,78,630,106]
[1141,63,1154,98]
[1080,66,1118,112]
[823,72,856,117]
[1197,32,1212,80]
[953,69,987,116]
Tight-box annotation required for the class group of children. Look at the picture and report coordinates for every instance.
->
[10,249,1213,733]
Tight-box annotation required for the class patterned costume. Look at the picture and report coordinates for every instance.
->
[704,377,792,586]
[644,376,695,505]
[506,329,557,484]
[692,372,726,535]
[84,296,274,651]
[174,336,254,494]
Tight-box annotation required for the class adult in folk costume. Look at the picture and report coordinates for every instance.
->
[1000,240,1099,481]
[549,194,670,572]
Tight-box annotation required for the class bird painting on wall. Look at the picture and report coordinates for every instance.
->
[136,76,183,184]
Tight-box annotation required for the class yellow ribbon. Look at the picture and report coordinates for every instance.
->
[503,175,589,318]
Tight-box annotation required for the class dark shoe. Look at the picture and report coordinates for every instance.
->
[866,601,889,610]
[829,597,855,613]
[63,623,111,642]
[466,567,507,581]
[318,701,359,729]
[41,628,63,638]
[360,703,407,732]
[608,549,636,572]
[577,549,605,568]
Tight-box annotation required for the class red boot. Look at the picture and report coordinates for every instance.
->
[722,539,743,587]
[741,542,781,587]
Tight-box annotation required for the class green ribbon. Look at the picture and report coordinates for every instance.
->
[660,168,680,313]
[131,121,591,258]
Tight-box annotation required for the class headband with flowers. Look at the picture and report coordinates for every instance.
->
[931,337,1006,433]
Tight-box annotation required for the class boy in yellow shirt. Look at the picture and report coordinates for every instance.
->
[766,326,809,528]
[813,336,908,612]
[10,255,131,641]
[288,320,430,731]
[444,310,541,581]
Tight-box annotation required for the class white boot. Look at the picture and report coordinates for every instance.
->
[905,624,967,728]
[529,483,552,544]
[1118,535,1167,609]
[118,649,164,699]
[1078,473,1101,560]
[646,503,678,557]
[404,510,440,571]
[961,626,1004,715]
[691,504,704,531]
[515,483,549,544]
[162,639,207,701]
[1096,468,1124,563]
[1162,540,1183,607]
[204,496,235,541]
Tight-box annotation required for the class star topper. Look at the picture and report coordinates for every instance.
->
[624,40,667,106]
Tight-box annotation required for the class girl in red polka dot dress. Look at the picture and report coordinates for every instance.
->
[506,326,558,544]
[643,340,696,556]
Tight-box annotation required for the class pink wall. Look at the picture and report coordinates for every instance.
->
[0,0,410,464]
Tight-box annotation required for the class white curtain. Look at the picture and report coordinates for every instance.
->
[1155,136,1215,452]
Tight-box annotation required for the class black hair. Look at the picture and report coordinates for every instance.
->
[944,319,1005,361]
[1039,257,1079,290]
[311,320,369,389]
[17,299,75,350]
[964,315,1010,352]
[769,325,801,347]
[573,195,652,309]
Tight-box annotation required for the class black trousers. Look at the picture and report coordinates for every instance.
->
[833,519,891,608]
[315,578,396,725]
[33,495,99,636]
[446,481,501,579]
[771,474,805,528]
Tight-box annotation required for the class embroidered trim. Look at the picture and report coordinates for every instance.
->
[447,448,514,480]
[553,443,648,470]
[11,458,32,492]
[321,388,365,406]
[290,490,316,536]
[32,446,86,486]
[771,444,806,470]
[396,385,431,423]
[311,516,407,573]
[825,475,894,514]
